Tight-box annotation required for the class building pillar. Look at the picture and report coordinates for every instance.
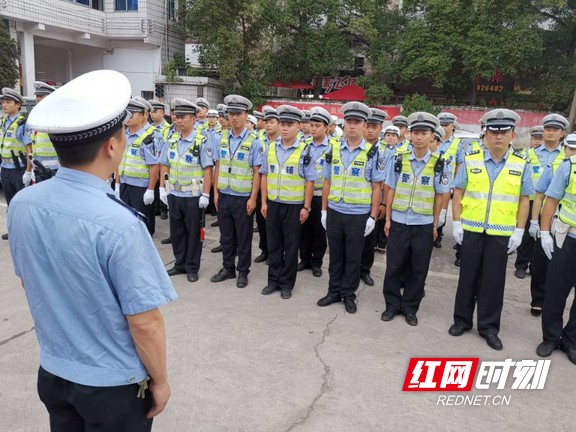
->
[20,31,36,97]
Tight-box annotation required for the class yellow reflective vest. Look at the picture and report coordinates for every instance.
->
[217,131,257,194]
[559,155,576,227]
[527,146,565,200]
[32,131,57,158]
[328,141,373,205]
[391,151,438,216]
[266,141,306,203]
[167,131,205,186]
[1,115,26,160]
[119,124,157,179]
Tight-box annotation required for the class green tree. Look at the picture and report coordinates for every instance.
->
[0,22,19,89]
[401,93,441,116]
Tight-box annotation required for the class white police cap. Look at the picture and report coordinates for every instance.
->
[247,114,257,125]
[1,87,25,105]
[309,107,331,125]
[383,125,400,137]
[564,133,576,148]
[223,94,253,112]
[437,112,458,125]
[263,105,278,121]
[277,105,304,123]
[330,115,338,125]
[148,100,166,111]
[367,108,389,124]
[341,102,371,121]
[391,115,409,128]
[434,125,445,141]
[34,81,56,96]
[27,70,131,139]
[254,110,264,120]
[127,97,153,113]
[542,113,569,130]
[407,112,440,131]
[207,109,219,117]
[217,103,227,114]
[195,97,210,109]
[529,126,543,137]
[302,110,311,121]
[480,109,520,130]
[172,98,199,115]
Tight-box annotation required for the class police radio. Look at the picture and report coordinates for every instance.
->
[192,143,200,157]
[303,143,312,165]
[435,151,446,174]
[142,134,154,145]
[394,153,403,173]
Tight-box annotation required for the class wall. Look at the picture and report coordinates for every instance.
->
[71,44,104,78]
[35,45,69,84]
[103,45,161,96]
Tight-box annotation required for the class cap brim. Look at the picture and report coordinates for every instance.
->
[343,115,367,121]
[487,125,513,131]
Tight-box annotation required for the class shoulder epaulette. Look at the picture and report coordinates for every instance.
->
[366,142,379,159]
[107,193,149,223]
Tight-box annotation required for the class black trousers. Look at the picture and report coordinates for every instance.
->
[218,193,253,273]
[374,218,387,249]
[453,231,509,336]
[360,229,375,275]
[256,192,267,255]
[383,222,434,314]
[168,195,203,274]
[120,184,156,236]
[266,200,302,291]
[515,200,534,271]
[154,183,168,216]
[37,367,152,432]
[1,166,25,206]
[299,195,327,268]
[530,237,549,308]
[542,236,576,348]
[326,209,367,300]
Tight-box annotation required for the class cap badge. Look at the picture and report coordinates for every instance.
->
[496,111,504,119]
[417,114,424,121]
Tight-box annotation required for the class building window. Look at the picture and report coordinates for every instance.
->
[115,0,138,11]
[71,0,103,10]
[141,90,154,100]
[167,0,176,20]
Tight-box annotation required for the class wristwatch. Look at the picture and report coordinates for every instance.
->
[303,207,311,212]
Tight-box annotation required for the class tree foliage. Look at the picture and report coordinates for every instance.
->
[0,22,19,89]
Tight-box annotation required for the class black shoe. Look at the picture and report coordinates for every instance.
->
[530,307,542,317]
[454,258,461,267]
[433,238,442,248]
[404,313,418,326]
[514,268,526,279]
[536,341,559,357]
[381,309,401,322]
[211,220,219,227]
[187,273,199,282]
[210,268,236,283]
[236,272,248,288]
[448,323,472,336]
[360,273,374,286]
[1,233,7,240]
[167,267,186,276]
[261,285,280,295]
[280,289,292,299]
[484,334,503,351]
[254,253,268,263]
[560,342,576,365]
[312,267,322,277]
[297,261,311,272]
[211,244,223,253]
[317,294,341,307]
[160,210,168,220]
[160,236,172,244]
[343,297,357,314]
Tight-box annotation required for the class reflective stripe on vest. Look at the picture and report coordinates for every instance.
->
[328,142,372,205]
[528,146,565,199]
[32,131,57,158]
[442,137,461,162]
[167,132,204,186]
[391,152,438,215]
[1,115,26,159]
[267,141,306,203]
[559,155,576,227]
[119,125,157,179]
[217,131,257,194]
[397,140,410,152]
[461,151,526,236]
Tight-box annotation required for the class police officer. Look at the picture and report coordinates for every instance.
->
[159,99,213,282]
[211,95,263,288]
[525,114,568,315]
[194,97,210,131]
[1,87,31,240]
[317,102,385,314]
[260,105,316,299]
[390,115,411,151]
[217,103,229,130]
[360,108,388,286]
[381,112,451,326]
[300,110,312,139]
[450,109,533,350]
[536,133,576,363]
[529,125,544,148]
[27,82,59,183]
[254,106,280,264]
[298,106,332,277]
[8,70,177,430]
[254,110,266,134]
[116,97,162,235]
[149,100,171,140]
[246,114,257,132]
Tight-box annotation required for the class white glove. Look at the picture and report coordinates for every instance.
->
[452,220,463,245]
[143,189,155,205]
[507,228,525,254]
[199,194,209,208]
[321,210,327,230]
[540,231,554,260]
[114,184,121,200]
[528,220,540,240]
[22,171,33,186]
[438,209,447,227]
[159,187,169,206]
[364,217,376,237]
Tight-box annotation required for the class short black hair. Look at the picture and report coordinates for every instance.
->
[53,126,124,167]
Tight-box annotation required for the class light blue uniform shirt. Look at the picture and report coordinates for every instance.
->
[214,128,263,197]
[1,114,31,169]
[120,125,162,188]
[545,159,576,239]
[309,137,330,184]
[260,137,318,204]
[454,148,534,196]
[193,118,207,131]
[7,167,177,387]
[386,149,451,225]
[439,135,464,165]
[323,138,385,215]
[160,130,214,198]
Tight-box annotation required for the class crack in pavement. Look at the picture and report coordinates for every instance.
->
[0,327,35,347]
[284,314,339,432]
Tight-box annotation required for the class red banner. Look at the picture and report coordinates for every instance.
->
[261,100,401,119]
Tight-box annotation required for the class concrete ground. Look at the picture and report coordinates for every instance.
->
[1,190,575,432]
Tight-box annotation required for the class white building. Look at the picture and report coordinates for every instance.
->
[1,0,183,98]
